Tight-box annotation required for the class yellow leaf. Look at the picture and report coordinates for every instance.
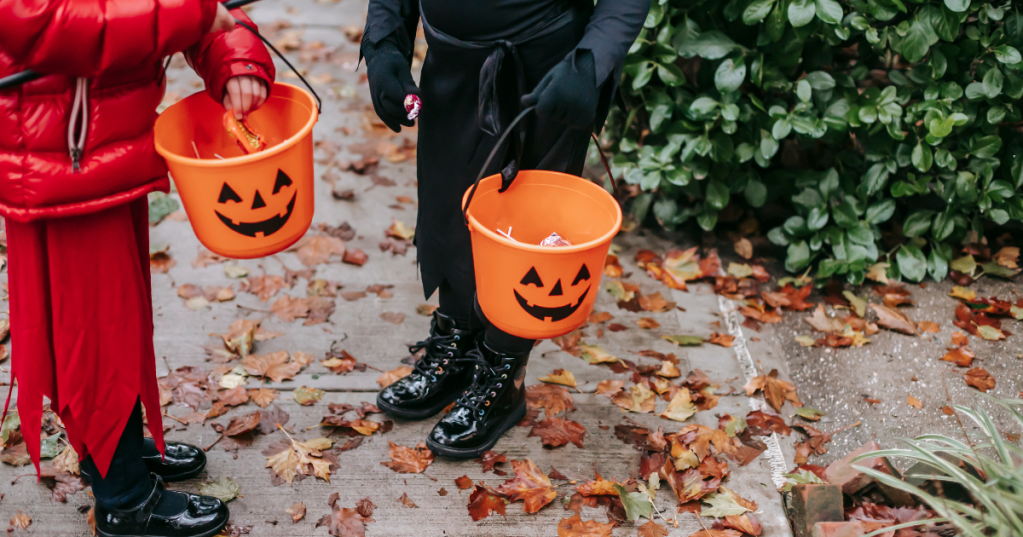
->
[538,369,577,388]
[976,325,1006,341]
[865,262,890,284]
[579,344,619,364]
[660,389,697,422]
[949,286,976,301]
[726,263,753,279]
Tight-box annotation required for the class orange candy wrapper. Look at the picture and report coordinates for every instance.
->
[223,111,266,154]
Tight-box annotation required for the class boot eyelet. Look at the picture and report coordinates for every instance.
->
[431,375,437,382]
[497,383,502,388]
[478,410,485,416]
[454,335,460,341]
[484,401,490,406]
[490,391,496,397]
[501,374,507,379]
[437,367,443,373]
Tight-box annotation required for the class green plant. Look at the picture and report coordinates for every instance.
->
[853,397,1023,537]
[607,0,1023,284]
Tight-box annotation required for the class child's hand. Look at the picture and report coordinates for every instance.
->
[208,3,237,34]
[223,76,268,119]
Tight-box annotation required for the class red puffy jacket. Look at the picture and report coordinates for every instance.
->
[0,0,276,222]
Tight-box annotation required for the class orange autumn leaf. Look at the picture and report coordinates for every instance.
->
[557,515,614,537]
[708,332,735,347]
[942,347,975,367]
[525,384,575,416]
[493,459,557,513]
[528,417,586,448]
[537,369,577,388]
[918,321,940,333]
[575,473,619,496]
[636,317,661,329]
[907,395,923,409]
[964,368,995,393]
[870,303,917,335]
[743,369,802,412]
[380,442,434,474]
[376,366,413,388]
[467,484,507,521]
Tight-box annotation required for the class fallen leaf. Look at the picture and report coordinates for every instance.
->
[870,303,917,335]
[381,442,434,473]
[994,246,1020,269]
[249,388,280,408]
[700,487,754,517]
[907,396,922,409]
[294,235,345,267]
[538,369,577,388]
[467,484,507,521]
[376,366,413,388]
[708,333,735,347]
[942,347,975,367]
[525,384,575,416]
[794,408,824,421]
[639,292,673,313]
[964,368,995,392]
[804,304,846,334]
[660,389,697,422]
[557,515,614,537]
[380,312,405,324]
[663,335,704,346]
[794,335,817,347]
[416,304,439,316]
[611,384,656,413]
[293,386,324,405]
[493,459,557,513]
[918,321,940,333]
[865,262,890,284]
[342,248,368,266]
[386,220,415,241]
[743,370,802,412]
[271,295,311,323]
[286,502,306,522]
[638,520,670,537]
[595,380,625,396]
[10,511,30,529]
[47,472,85,502]
[199,477,241,502]
[396,493,417,508]
[528,417,586,448]
[733,238,753,260]
[240,275,288,302]
[579,344,618,364]
[950,286,977,301]
[456,475,474,490]
[636,318,661,329]
[476,451,508,473]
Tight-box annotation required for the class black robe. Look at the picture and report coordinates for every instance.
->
[362,0,649,306]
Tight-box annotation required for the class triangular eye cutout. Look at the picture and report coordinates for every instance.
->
[572,264,591,286]
[273,169,293,194]
[520,267,543,287]
[218,183,242,204]
[548,280,563,296]
[251,190,267,209]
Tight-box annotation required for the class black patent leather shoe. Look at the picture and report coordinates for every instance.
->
[426,341,528,458]
[142,438,206,482]
[95,475,229,537]
[376,311,480,420]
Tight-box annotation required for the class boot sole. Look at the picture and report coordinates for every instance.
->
[96,517,227,537]
[425,403,527,459]
[376,390,463,421]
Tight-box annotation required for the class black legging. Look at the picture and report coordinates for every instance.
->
[437,278,536,355]
[80,399,151,509]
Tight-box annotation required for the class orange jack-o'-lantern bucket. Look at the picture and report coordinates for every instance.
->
[462,108,622,340]
[154,82,319,259]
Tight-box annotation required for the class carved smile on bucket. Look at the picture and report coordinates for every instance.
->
[513,265,591,322]
[214,169,295,238]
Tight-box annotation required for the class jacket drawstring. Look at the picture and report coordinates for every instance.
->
[68,77,88,172]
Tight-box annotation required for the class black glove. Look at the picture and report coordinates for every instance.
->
[363,37,419,133]
[521,49,599,130]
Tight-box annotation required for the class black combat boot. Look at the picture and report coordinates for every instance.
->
[425,341,528,458]
[94,475,229,537]
[376,311,480,420]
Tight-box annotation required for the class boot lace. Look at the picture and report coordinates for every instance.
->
[452,349,512,419]
[408,332,461,380]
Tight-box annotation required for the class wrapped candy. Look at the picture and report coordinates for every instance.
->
[404,94,422,121]
[223,111,265,155]
[539,232,572,247]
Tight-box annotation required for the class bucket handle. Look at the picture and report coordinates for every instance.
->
[461,106,620,226]
[234,20,323,114]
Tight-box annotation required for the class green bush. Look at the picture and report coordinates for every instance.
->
[606,0,1023,284]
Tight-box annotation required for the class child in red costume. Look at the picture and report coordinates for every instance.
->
[0,2,275,536]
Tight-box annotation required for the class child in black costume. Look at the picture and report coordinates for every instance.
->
[362,0,650,457]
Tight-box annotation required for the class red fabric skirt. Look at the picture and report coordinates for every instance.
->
[5,198,164,477]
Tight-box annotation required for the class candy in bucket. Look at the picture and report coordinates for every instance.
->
[496,227,573,247]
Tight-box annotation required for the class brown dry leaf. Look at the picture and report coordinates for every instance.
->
[588,311,613,324]
[241,275,288,302]
[964,368,995,393]
[907,395,923,409]
[249,388,280,408]
[525,384,575,416]
[456,475,474,490]
[416,304,439,316]
[538,369,577,388]
[493,459,557,513]
[657,361,682,378]
[557,514,614,537]
[243,351,302,383]
[294,235,345,267]
[528,417,586,448]
[53,445,80,475]
[870,304,917,335]
[575,473,619,496]
[918,321,940,333]
[660,388,697,422]
[994,246,1020,269]
[380,312,405,324]
[342,248,368,266]
[376,366,413,388]
[386,220,415,241]
[271,295,311,323]
[396,493,417,508]
[594,380,625,396]
[381,442,434,473]
[218,319,259,357]
[223,411,262,437]
[638,521,670,537]
[468,484,507,521]
[10,511,31,529]
[639,292,674,313]
[743,370,802,412]
[708,332,735,347]
[733,238,753,260]
[804,304,846,334]
[942,347,975,367]
[611,384,656,413]
[293,386,324,406]
[318,507,374,537]
[304,296,336,326]
[286,502,306,523]
[636,317,661,329]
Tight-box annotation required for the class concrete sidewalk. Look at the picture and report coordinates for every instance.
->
[0,0,792,535]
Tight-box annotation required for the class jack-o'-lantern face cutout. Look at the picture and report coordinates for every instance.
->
[214,169,296,238]
[513,264,591,322]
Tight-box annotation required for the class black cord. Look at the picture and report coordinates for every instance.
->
[234,19,322,113]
